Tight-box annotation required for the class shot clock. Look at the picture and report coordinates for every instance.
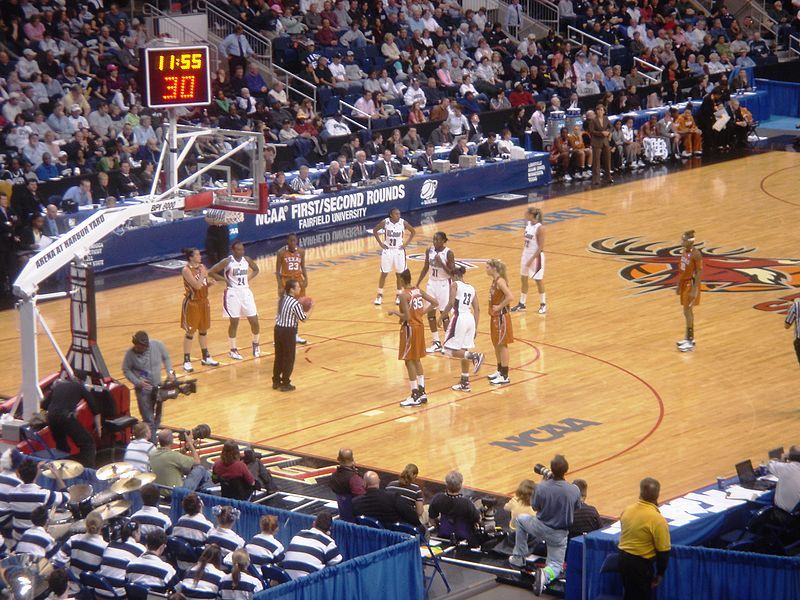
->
[144,45,211,109]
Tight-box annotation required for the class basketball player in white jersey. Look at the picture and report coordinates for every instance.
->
[415,232,456,353]
[208,240,262,359]
[372,207,416,305]
[511,206,547,314]
[440,266,485,391]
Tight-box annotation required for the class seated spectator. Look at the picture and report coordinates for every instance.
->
[353,470,423,530]
[767,446,800,517]
[290,165,315,193]
[504,479,536,530]
[124,422,156,472]
[126,528,178,592]
[213,440,256,500]
[408,101,427,125]
[207,506,246,558]
[98,522,145,596]
[354,91,379,119]
[550,127,573,180]
[34,153,59,180]
[320,160,349,190]
[577,72,601,97]
[150,428,212,492]
[246,515,285,567]
[414,143,437,171]
[220,549,264,598]
[402,128,424,151]
[386,463,425,519]
[48,569,70,600]
[172,492,213,545]
[323,113,352,140]
[131,483,173,536]
[350,151,372,183]
[568,124,593,179]
[429,470,480,539]
[509,83,534,107]
[15,505,58,558]
[282,511,342,579]
[476,132,499,159]
[178,544,224,598]
[56,510,108,581]
[448,136,470,164]
[403,78,427,107]
[569,479,602,537]
[491,89,512,111]
[270,172,293,197]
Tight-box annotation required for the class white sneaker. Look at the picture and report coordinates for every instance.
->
[681,151,692,158]
[296,335,307,345]
[253,344,261,358]
[373,295,382,305]
[693,150,703,156]
[677,340,696,352]
[563,173,572,182]
[229,349,243,360]
[426,341,443,354]
[538,303,547,314]
[675,339,692,346]
[201,356,220,366]
[400,394,426,407]
[487,371,501,381]
[183,361,194,373]
[490,375,510,385]
[451,382,471,392]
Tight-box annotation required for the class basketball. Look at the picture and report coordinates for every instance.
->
[299,296,314,312]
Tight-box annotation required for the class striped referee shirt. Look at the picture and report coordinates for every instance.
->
[0,471,22,529]
[126,552,178,591]
[9,483,68,540]
[15,525,58,559]
[282,527,342,580]
[219,571,264,599]
[57,532,109,577]
[131,506,173,536]
[97,539,146,597]
[246,533,285,566]
[178,564,225,598]
[124,438,156,472]
[786,299,800,339]
[275,295,307,328]
[206,526,246,557]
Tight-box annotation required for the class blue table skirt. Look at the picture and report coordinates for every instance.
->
[88,154,551,272]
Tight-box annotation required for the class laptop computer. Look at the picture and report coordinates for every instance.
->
[768,447,785,460]
[735,459,776,491]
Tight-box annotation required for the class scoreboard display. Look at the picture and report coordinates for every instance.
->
[144,46,211,109]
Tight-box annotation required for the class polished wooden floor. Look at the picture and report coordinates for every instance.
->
[2,151,800,516]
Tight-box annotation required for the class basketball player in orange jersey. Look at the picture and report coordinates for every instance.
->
[677,230,702,352]
[416,232,456,353]
[208,240,261,360]
[486,259,515,384]
[275,233,308,344]
[388,269,438,407]
[373,207,416,306]
[511,206,547,314]
[180,248,220,373]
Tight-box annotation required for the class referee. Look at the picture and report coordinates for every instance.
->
[273,279,310,391]
[785,298,800,366]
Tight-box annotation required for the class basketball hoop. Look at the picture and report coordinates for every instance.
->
[210,182,268,215]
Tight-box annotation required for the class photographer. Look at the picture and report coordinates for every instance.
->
[150,428,211,492]
[122,331,175,442]
[509,455,581,596]
[768,445,800,518]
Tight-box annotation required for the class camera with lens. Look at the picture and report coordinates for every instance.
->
[178,423,211,442]
[534,463,553,480]
[159,378,197,400]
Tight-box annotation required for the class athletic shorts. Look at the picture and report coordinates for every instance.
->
[521,251,545,280]
[444,312,476,350]
[426,279,451,313]
[223,287,258,319]
[399,323,426,361]
[181,298,210,332]
[380,247,407,274]
[679,281,700,307]
[490,311,514,346]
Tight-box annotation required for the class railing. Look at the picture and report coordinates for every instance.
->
[686,0,712,16]
[194,0,273,73]
[791,34,800,57]
[488,0,553,41]
[142,4,220,70]
[634,56,664,83]
[339,100,369,130]
[747,1,778,36]
[567,26,611,62]
[273,64,317,107]
[523,0,560,35]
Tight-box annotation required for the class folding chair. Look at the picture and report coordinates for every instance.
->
[19,425,70,460]
[80,572,123,599]
[595,553,624,600]
[336,494,354,522]
[355,515,384,529]
[166,536,203,576]
[261,565,291,586]
[390,522,450,595]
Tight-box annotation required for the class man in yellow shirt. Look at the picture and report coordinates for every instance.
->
[618,477,671,600]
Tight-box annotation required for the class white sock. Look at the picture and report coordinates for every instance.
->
[519,293,528,304]
[432,331,440,342]
[540,293,546,304]
[252,334,260,344]
[376,288,383,295]
[461,372,469,379]
[229,337,237,350]
[409,380,418,392]
[416,375,425,388]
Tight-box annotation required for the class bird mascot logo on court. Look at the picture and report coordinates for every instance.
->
[589,237,800,296]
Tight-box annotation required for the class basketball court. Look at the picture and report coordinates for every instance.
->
[3,150,799,518]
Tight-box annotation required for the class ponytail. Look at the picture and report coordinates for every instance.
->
[230,549,250,591]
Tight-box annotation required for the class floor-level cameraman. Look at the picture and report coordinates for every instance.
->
[122,330,174,442]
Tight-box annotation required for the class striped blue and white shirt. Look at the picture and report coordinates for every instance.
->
[97,539,146,597]
[172,512,213,543]
[178,563,224,598]
[219,571,264,599]
[123,438,156,472]
[786,299,800,339]
[56,532,108,577]
[126,552,178,591]
[246,533,285,566]
[0,471,22,530]
[206,526,246,557]
[130,506,173,536]
[9,483,68,540]
[15,525,58,559]
[282,527,342,580]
